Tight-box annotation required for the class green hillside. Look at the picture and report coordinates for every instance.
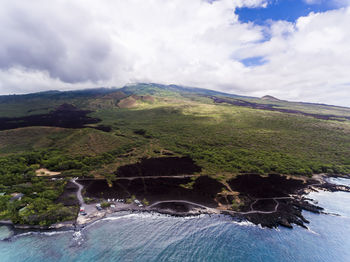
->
[1,83,349,176]
[0,83,349,225]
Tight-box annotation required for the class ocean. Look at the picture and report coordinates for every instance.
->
[1,177,349,262]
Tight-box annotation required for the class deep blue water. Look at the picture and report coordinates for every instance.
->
[1,178,350,262]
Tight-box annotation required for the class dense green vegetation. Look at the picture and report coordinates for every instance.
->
[0,153,76,226]
[0,143,139,225]
[0,83,349,225]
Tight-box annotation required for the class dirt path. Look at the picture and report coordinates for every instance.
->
[77,175,200,181]
[71,179,108,225]
[242,199,279,215]
[71,178,84,206]
[237,196,292,215]
[71,179,98,216]
[148,200,218,213]
[147,197,293,215]
[118,175,200,180]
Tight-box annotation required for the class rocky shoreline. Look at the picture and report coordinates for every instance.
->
[1,174,350,235]
[70,174,350,229]
[235,174,350,228]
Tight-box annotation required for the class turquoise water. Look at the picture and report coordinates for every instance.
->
[1,178,350,262]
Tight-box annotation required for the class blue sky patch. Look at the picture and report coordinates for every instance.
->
[236,0,343,24]
[240,56,267,67]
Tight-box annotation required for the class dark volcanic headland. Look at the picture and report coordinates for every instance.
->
[115,156,202,177]
[76,157,350,229]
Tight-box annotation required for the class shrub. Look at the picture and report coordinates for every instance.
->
[101,202,111,208]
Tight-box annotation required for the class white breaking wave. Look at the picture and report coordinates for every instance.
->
[231,220,257,227]
[11,230,73,240]
[306,227,320,236]
[102,212,205,222]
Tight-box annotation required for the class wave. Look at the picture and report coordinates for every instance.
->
[82,212,158,230]
[72,230,84,246]
[9,229,73,240]
[231,220,257,228]
[306,227,320,236]
[101,212,206,222]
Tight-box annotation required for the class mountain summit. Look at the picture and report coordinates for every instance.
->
[261,95,281,102]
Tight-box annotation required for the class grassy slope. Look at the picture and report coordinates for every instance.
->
[92,97,350,177]
[0,84,349,178]
[1,84,349,225]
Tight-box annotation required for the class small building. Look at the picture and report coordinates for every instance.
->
[10,193,24,201]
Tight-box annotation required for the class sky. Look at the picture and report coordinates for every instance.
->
[0,0,350,106]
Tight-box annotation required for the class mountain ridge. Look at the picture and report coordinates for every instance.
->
[1,83,349,109]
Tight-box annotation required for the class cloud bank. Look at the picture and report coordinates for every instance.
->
[0,0,349,106]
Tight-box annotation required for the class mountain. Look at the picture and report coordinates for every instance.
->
[261,95,281,102]
[0,83,349,228]
[119,83,248,98]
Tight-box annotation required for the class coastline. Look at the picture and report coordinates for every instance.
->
[2,174,350,234]
[2,182,350,262]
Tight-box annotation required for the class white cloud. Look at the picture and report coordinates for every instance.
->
[238,7,350,106]
[303,0,322,4]
[303,0,350,7]
[0,0,349,106]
